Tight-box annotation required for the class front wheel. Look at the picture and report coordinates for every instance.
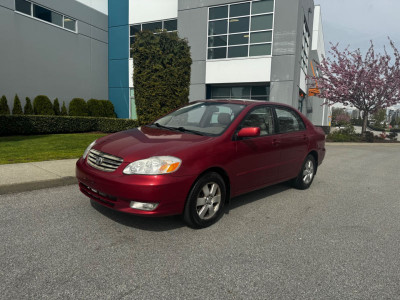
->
[183,172,226,228]
[292,155,316,190]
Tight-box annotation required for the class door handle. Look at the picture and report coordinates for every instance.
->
[272,139,280,146]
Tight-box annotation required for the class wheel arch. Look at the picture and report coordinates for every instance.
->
[308,150,319,174]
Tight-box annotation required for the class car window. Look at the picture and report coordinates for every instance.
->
[155,102,246,136]
[239,106,275,136]
[275,107,306,133]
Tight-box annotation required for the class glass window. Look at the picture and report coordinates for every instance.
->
[142,21,162,32]
[229,33,249,46]
[251,31,272,43]
[251,14,273,31]
[252,0,274,14]
[164,19,177,31]
[230,3,250,17]
[228,45,248,58]
[15,0,31,15]
[130,36,135,46]
[209,20,227,35]
[208,35,227,47]
[275,107,306,133]
[211,87,231,98]
[231,86,251,98]
[250,43,271,56]
[209,6,228,20]
[229,17,249,33]
[64,17,76,31]
[130,24,141,35]
[241,106,275,136]
[33,5,63,26]
[208,48,227,59]
[251,86,268,96]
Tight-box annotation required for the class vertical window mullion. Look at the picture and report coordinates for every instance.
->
[226,5,230,59]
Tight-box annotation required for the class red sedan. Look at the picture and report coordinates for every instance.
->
[76,100,326,228]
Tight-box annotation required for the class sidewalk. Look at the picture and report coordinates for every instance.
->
[0,159,77,195]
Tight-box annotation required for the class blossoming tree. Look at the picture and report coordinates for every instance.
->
[311,40,400,134]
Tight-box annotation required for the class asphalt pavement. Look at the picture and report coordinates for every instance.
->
[1,144,400,299]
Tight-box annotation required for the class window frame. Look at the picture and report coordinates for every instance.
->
[207,0,275,61]
[14,0,77,33]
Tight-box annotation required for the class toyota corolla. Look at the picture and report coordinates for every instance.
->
[76,100,326,228]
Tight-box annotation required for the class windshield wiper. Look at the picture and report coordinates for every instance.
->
[152,123,204,136]
[174,127,204,136]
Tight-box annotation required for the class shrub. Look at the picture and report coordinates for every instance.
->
[0,95,10,115]
[102,100,116,118]
[132,30,192,124]
[87,99,104,117]
[24,97,33,115]
[12,94,23,115]
[326,125,360,142]
[33,95,55,115]
[69,98,88,116]
[60,101,68,116]
[0,115,138,136]
[53,98,60,115]
[364,131,374,143]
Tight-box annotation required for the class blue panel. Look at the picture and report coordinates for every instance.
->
[108,0,129,28]
[109,87,130,119]
[109,25,129,59]
[109,59,129,88]
[108,0,129,118]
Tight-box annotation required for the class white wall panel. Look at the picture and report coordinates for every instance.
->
[206,58,271,84]
[75,0,108,14]
[129,59,134,87]
[129,0,178,24]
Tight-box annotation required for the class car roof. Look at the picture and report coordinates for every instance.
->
[197,99,293,108]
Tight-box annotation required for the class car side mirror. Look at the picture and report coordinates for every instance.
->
[237,127,261,138]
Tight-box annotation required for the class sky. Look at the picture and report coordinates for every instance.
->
[314,0,400,55]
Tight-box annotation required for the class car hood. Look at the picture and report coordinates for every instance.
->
[93,126,214,162]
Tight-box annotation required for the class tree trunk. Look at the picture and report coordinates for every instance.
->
[362,111,368,135]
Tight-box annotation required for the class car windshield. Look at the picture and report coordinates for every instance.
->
[152,102,246,136]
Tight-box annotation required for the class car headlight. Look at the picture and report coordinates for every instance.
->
[83,140,96,159]
[123,156,182,175]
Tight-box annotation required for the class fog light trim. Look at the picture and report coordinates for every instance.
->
[130,201,159,211]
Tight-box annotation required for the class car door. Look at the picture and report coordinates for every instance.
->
[230,106,281,195]
[274,106,309,180]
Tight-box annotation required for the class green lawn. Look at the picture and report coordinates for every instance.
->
[0,133,107,165]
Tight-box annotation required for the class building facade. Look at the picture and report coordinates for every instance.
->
[0,0,108,108]
[109,0,329,126]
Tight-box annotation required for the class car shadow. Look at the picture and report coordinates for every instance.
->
[226,182,291,212]
[90,182,291,231]
[90,200,185,232]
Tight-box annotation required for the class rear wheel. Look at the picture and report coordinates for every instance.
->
[183,172,226,228]
[292,155,316,190]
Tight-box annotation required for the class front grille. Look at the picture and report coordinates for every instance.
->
[87,149,123,172]
[79,182,117,207]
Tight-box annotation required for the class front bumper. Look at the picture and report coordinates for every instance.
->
[76,158,196,216]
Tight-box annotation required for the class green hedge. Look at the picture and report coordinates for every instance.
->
[69,98,88,116]
[87,99,116,117]
[33,95,54,115]
[0,115,139,136]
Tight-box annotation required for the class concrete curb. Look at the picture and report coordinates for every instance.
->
[0,177,77,195]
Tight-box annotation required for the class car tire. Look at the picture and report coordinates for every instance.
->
[183,172,226,228]
[292,155,316,190]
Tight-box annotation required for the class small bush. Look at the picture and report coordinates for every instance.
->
[102,100,116,118]
[33,95,55,115]
[12,94,23,115]
[0,95,10,115]
[0,115,138,136]
[69,98,88,116]
[60,101,68,116]
[87,99,104,117]
[53,98,60,115]
[24,97,33,115]
[364,131,374,143]
[327,125,360,142]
